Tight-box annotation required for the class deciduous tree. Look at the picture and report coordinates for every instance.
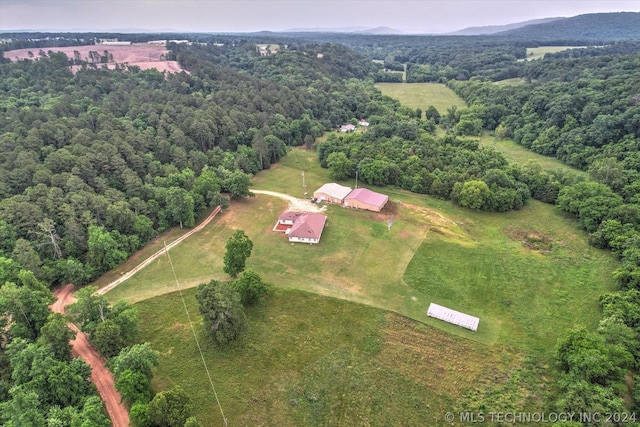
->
[196,280,247,345]
[223,230,253,277]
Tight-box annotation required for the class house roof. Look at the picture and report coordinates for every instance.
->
[345,188,389,208]
[340,124,356,130]
[314,183,353,200]
[279,211,305,222]
[289,213,327,240]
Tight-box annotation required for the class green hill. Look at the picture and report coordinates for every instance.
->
[497,12,640,41]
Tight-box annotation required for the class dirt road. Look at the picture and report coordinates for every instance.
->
[96,205,221,296]
[52,284,130,427]
[252,189,326,213]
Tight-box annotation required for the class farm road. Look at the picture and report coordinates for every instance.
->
[252,189,326,212]
[52,284,129,427]
[96,205,222,295]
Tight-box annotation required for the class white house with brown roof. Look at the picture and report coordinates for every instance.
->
[287,213,327,244]
[314,183,353,205]
[344,188,389,212]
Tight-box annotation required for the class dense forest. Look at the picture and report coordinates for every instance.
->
[1,16,640,423]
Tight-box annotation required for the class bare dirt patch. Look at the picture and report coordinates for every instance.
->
[4,44,187,74]
[509,229,554,253]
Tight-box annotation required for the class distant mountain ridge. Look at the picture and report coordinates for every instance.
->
[495,12,640,40]
[449,17,563,36]
[284,26,403,35]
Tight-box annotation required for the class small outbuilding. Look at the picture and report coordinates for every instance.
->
[427,303,479,332]
[314,183,353,205]
[340,124,356,132]
[344,188,389,212]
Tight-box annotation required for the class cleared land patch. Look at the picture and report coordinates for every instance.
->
[3,44,186,74]
[115,148,616,424]
[375,82,466,115]
[524,45,586,61]
[136,287,534,426]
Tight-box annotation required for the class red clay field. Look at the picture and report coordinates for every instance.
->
[3,44,186,74]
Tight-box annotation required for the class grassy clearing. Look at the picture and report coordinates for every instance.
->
[136,287,535,426]
[478,132,588,176]
[109,148,615,353]
[375,82,466,115]
[524,46,586,61]
[119,147,616,424]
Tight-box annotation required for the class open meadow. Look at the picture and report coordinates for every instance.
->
[103,145,618,424]
[524,46,586,61]
[375,82,466,115]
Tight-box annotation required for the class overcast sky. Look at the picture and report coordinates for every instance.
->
[0,0,638,34]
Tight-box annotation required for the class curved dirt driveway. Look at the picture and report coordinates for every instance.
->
[52,284,129,427]
[96,205,221,295]
[252,189,326,213]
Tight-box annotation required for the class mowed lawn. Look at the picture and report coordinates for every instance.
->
[375,82,466,115]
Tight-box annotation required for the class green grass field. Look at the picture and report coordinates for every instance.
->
[136,288,530,426]
[109,147,617,424]
[375,82,466,115]
[524,46,586,61]
[478,132,588,176]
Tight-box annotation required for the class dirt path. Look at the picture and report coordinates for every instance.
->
[96,205,222,296]
[252,189,326,213]
[52,284,129,427]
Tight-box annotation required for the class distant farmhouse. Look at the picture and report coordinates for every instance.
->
[314,183,353,205]
[273,212,327,244]
[98,38,131,46]
[344,188,389,212]
[340,124,356,133]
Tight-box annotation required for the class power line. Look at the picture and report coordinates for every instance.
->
[164,241,228,427]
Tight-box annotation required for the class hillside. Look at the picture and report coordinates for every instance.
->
[448,17,562,36]
[496,12,640,41]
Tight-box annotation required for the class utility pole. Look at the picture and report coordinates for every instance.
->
[355,169,358,189]
[302,171,306,188]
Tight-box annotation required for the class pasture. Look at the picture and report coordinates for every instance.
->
[375,82,466,115]
[112,147,617,424]
[376,82,587,176]
[108,148,615,353]
[478,132,588,176]
[524,46,586,61]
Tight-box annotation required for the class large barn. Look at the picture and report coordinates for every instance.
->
[314,183,353,205]
[344,188,389,212]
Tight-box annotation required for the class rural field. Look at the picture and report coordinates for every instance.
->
[375,82,466,115]
[378,82,587,176]
[104,145,617,424]
[524,45,586,61]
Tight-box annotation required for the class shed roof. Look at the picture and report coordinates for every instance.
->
[314,183,353,200]
[289,213,327,240]
[427,303,479,332]
[345,188,388,208]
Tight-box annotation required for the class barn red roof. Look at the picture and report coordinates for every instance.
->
[289,213,327,240]
[345,188,388,208]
